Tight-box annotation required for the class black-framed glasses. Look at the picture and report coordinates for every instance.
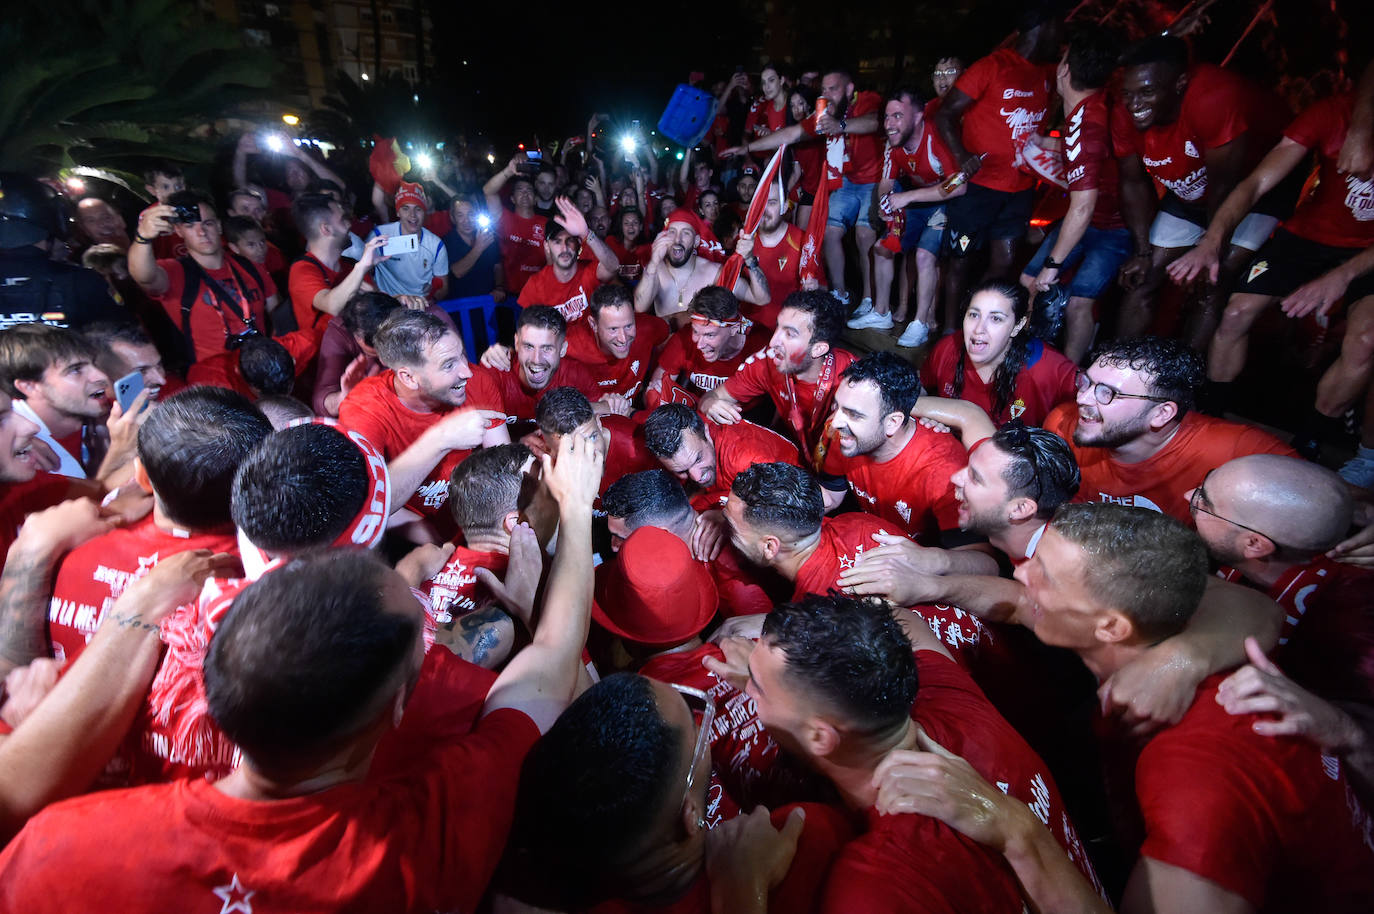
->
[670,683,716,804]
[1188,472,1285,547]
[1075,370,1172,407]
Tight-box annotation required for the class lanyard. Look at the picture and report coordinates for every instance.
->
[784,351,836,460]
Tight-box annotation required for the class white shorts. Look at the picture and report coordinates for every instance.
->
[1149,210,1279,252]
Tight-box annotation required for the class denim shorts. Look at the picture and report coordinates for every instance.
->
[1021,223,1133,299]
[827,178,875,230]
[899,203,948,255]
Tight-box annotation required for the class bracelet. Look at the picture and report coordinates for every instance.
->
[839,117,848,134]
[133,232,153,245]
[1044,257,1062,270]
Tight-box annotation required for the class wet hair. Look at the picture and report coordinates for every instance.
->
[1050,502,1208,641]
[516,304,567,339]
[137,386,272,529]
[0,323,97,398]
[449,443,533,533]
[292,192,340,241]
[1087,336,1205,416]
[989,421,1080,518]
[535,386,594,439]
[687,285,740,322]
[340,291,402,348]
[1066,25,1123,91]
[238,336,295,396]
[952,279,1032,421]
[730,462,823,540]
[840,351,920,418]
[222,215,264,245]
[643,403,707,458]
[762,593,917,736]
[1119,34,1190,77]
[601,469,694,535]
[588,283,633,319]
[781,290,845,346]
[374,309,454,369]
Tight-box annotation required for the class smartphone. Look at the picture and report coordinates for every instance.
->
[381,233,419,257]
[477,213,492,230]
[114,371,146,413]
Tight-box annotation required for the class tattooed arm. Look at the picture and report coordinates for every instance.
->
[434,604,517,670]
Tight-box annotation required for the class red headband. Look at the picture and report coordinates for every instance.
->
[690,313,749,331]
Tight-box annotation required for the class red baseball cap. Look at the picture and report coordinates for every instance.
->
[593,527,718,647]
[393,181,428,212]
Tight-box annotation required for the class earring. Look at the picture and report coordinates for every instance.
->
[696,817,706,830]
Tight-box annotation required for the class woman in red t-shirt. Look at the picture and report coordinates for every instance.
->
[606,209,652,286]
[924,279,1076,426]
[787,87,824,227]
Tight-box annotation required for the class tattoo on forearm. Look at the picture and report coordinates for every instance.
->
[105,609,160,633]
[0,551,55,669]
[436,605,512,667]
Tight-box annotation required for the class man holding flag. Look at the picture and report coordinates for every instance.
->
[633,210,770,326]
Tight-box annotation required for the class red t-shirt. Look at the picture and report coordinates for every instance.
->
[951,48,1053,193]
[286,254,355,331]
[1281,93,1374,249]
[1064,91,1125,230]
[882,118,955,188]
[695,418,801,510]
[497,209,546,294]
[474,358,601,426]
[747,224,806,328]
[744,96,789,140]
[822,424,965,543]
[599,414,660,497]
[516,257,602,325]
[47,517,238,665]
[0,709,541,914]
[792,142,825,197]
[605,236,653,284]
[657,323,773,398]
[0,473,78,560]
[1131,677,1374,912]
[1113,64,1289,206]
[419,545,507,617]
[338,368,506,523]
[924,335,1077,427]
[186,327,322,398]
[799,90,885,185]
[725,348,856,461]
[155,257,275,363]
[565,312,670,398]
[1043,403,1295,523]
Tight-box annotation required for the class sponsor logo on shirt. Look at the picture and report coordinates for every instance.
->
[1344,174,1374,222]
[1161,166,1207,202]
[689,371,728,391]
[0,310,68,330]
[416,479,449,509]
[895,499,911,523]
[1097,492,1162,512]
[1184,140,1200,158]
[1003,88,1037,99]
[1141,155,1173,168]
[1066,165,1086,184]
[998,106,1047,141]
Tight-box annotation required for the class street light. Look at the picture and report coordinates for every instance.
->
[360,72,369,81]
[281,113,300,126]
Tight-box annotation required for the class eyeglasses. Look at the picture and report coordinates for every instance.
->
[671,683,716,803]
[933,68,961,78]
[1075,370,1171,407]
[1188,472,1285,547]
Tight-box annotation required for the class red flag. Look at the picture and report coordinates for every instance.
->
[799,176,831,286]
[368,136,411,196]
[716,143,787,290]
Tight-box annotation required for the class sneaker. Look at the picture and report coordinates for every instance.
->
[897,320,932,348]
[1339,446,1374,489]
[847,309,894,330]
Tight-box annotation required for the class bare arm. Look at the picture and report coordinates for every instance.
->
[385,410,509,511]
[734,124,807,157]
[731,234,771,305]
[911,396,997,447]
[449,228,496,280]
[634,233,673,313]
[1032,189,1098,290]
[699,385,743,424]
[1122,859,1254,914]
[128,206,174,297]
[1116,154,1157,288]
[836,532,1003,602]
[933,88,978,174]
[316,236,387,317]
[483,157,520,214]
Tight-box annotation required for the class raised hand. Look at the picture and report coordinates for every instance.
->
[554,196,589,239]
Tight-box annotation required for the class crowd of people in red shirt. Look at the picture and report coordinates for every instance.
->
[0,2,1373,911]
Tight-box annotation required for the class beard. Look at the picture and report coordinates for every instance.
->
[1073,405,1152,449]
[667,245,693,268]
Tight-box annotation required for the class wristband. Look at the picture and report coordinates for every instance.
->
[133,232,153,245]
[1043,258,1062,270]
[744,255,760,268]
[839,117,848,134]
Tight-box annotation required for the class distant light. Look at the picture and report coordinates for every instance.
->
[462,60,468,65]
[435,142,445,150]
[675,151,685,160]
[517,143,525,151]
[405,141,413,149]
[415,152,433,170]
[281,113,300,126]
[264,133,285,153]
[486,153,495,164]
[360,72,369,81]
[412,94,419,103]
[619,135,636,153]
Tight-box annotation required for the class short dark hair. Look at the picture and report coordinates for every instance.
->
[1066,25,1123,91]
[601,469,694,532]
[823,65,855,85]
[888,85,928,108]
[292,192,340,241]
[82,321,153,355]
[374,309,454,369]
[688,286,740,322]
[340,291,402,348]
[222,215,263,244]
[144,162,183,185]
[1088,336,1205,416]
[510,174,535,194]
[990,421,1080,518]
[137,387,272,529]
[643,403,706,458]
[535,386,594,438]
[762,593,917,736]
[780,290,845,346]
[730,462,823,540]
[1119,34,1189,75]
[1050,503,1208,641]
[503,673,682,908]
[0,323,96,398]
[516,304,567,339]
[254,394,313,428]
[238,336,295,396]
[448,443,533,532]
[589,284,633,318]
[207,551,419,773]
[231,423,370,551]
[166,189,214,216]
[840,351,920,418]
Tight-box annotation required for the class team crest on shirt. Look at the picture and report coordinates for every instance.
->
[895,500,911,523]
[212,873,255,913]
[1248,260,1269,283]
[1184,140,1200,158]
[1010,399,1026,420]
[957,234,971,252]
[1344,175,1374,222]
[416,480,448,508]
[630,359,641,376]
[777,256,788,270]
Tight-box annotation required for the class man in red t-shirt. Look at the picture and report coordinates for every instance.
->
[286,193,386,332]
[1113,36,1295,347]
[702,289,852,467]
[745,184,805,329]
[516,201,620,325]
[484,157,547,296]
[1015,504,1374,912]
[564,285,669,401]
[128,191,278,365]
[649,286,771,405]
[1043,337,1293,523]
[644,403,799,512]
[934,10,1061,327]
[1020,28,1133,363]
[820,353,966,545]
[338,309,509,529]
[186,330,321,400]
[47,387,267,664]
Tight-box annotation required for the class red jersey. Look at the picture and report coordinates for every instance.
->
[47,517,238,664]
[1130,677,1374,912]
[599,414,660,497]
[725,348,855,462]
[0,473,77,560]
[1064,91,1125,230]
[338,368,506,523]
[1282,93,1374,249]
[420,545,507,617]
[747,224,805,328]
[0,709,541,914]
[516,257,602,325]
[1114,64,1289,206]
[744,96,789,140]
[822,424,965,543]
[154,256,275,363]
[1043,403,1295,523]
[657,323,773,398]
[474,358,601,425]
[695,417,801,510]
[286,254,355,331]
[565,312,670,398]
[951,48,1053,193]
[186,327,322,398]
[799,90,885,185]
[882,118,955,188]
[497,209,546,294]
[606,236,652,284]
[924,335,1077,427]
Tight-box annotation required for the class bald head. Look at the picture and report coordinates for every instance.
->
[1209,455,1352,553]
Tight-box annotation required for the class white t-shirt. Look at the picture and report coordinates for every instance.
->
[368,223,448,297]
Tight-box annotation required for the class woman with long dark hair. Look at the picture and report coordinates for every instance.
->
[923,279,1076,426]
[606,208,651,286]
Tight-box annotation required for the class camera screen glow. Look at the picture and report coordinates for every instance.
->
[619,135,637,153]
[263,134,285,153]
[477,214,491,229]
[415,152,433,170]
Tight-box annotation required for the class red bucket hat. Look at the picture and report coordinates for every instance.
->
[593,526,718,647]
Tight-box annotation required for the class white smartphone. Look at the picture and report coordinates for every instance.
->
[114,370,146,413]
[381,233,419,257]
